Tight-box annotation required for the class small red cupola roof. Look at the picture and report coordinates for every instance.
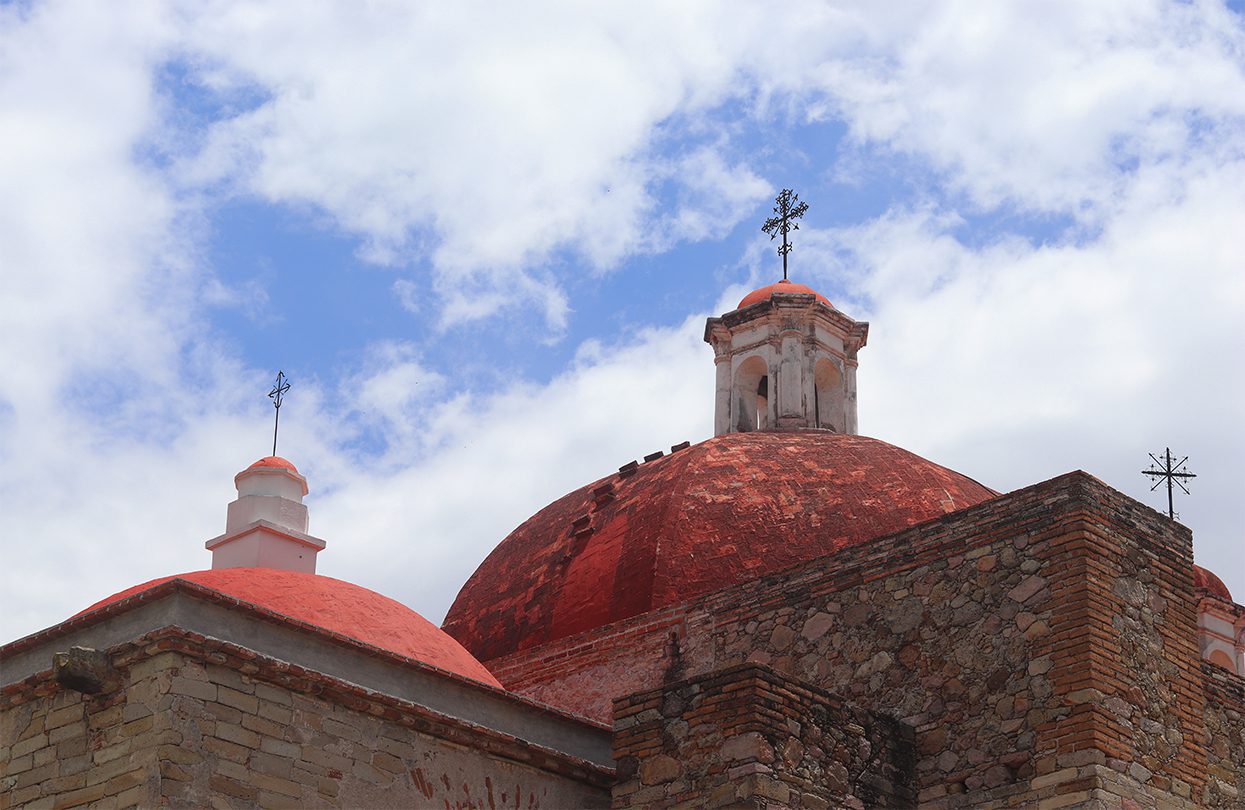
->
[78,568,500,687]
[444,432,996,662]
[1193,564,1233,602]
[738,279,832,309]
[247,455,299,473]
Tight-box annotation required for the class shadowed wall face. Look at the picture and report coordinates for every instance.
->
[611,663,916,809]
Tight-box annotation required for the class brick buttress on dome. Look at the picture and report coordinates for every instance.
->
[443,431,997,662]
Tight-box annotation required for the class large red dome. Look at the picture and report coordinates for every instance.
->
[443,431,996,662]
[79,568,500,687]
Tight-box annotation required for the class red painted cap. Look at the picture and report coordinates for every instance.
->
[247,456,299,473]
[1193,564,1233,601]
[444,432,996,662]
[738,279,831,309]
[77,568,500,687]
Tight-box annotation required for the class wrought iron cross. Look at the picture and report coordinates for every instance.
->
[1142,447,1196,519]
[268,371,291,457]
[761,188,809,281]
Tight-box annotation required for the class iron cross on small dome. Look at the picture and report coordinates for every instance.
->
[268,371,291,457]
[761,188,809,281]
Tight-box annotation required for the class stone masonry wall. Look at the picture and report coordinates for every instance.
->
[1201,663,1244,807]
[0,666,160,809]
[611,663,914,809]
[2,628,611,809]
[499,472,1216,808]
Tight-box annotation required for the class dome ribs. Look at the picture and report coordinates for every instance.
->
[443,432,997,662]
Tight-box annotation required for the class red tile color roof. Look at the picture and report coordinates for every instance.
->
[1193,564,1233,602]
[738,279,832,309]
[77,568,500,687]
[443,431,996,662]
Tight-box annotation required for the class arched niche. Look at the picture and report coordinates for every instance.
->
[1207,648,1236,673]
[734,355,769,432]
[814,358,844,432]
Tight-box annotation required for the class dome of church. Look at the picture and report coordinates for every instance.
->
[443,431,996,661]
[738,279,832,309]
[78,568,501,687]
[1192,564,1233,601]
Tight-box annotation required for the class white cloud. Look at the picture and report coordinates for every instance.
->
[173,0,789,325]
[810,0,1245,216]
[2,0,1244,642]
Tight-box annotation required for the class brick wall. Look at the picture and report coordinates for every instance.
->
[487,605,694,725]
[1,628,611,809]
[611,663,914,809]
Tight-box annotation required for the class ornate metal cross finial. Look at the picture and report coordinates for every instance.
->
[1142,447,1196,520]
[761,188,809,281]
[268,371,291,457]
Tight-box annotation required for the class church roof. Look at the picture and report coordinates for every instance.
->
[443,431,997,661]
[78,568,501,687]
[738,279,832,309]
[1193,564,1233,602]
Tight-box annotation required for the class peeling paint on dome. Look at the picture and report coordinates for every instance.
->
[444,431,996,662]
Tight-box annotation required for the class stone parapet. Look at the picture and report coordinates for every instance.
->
[1,626,612,808]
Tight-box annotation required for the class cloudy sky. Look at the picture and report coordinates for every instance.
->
[2,0,1243,643]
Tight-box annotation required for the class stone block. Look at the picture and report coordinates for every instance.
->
[213,721,260,749]
[209,774,258,800]
[639,754,682,785]
[257,701,293,725]
[203,736,249,764]
[49,781,110,807]
[44,703,84,730]
[217,686,259,715]
[251,771,304,798]
[251,751,294,778]
[259,736,300,760]
[127,651,182,681]
[169,677,216,702]
[10,733,47,759]
[254,683,293,706]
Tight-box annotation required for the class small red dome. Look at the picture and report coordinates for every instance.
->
[1193,564,1233,601]
[738,279,832,310]
[247,456,299,473]
[78,569,500,687]
[444,432,996,662]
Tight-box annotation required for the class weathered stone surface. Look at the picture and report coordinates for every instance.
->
[2,633,611,809]
[612,664,915,808]
[51,647,117,695]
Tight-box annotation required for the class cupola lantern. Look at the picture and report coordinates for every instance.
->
[704,280,868,436]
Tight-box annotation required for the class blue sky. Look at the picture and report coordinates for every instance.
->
[2,0,1244,642]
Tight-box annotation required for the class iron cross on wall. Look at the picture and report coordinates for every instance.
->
[1142,447,1196,520]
